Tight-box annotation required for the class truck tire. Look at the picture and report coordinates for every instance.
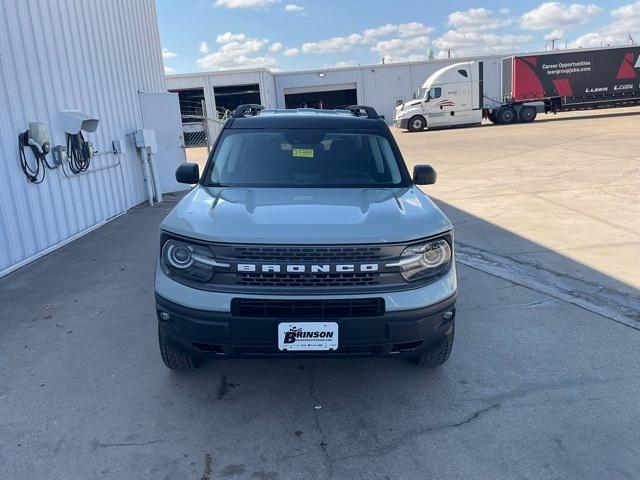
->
[407,115,426,132]
[518,105,537,123]
[488,110,499,124]
[497,106,516,124]
[410,323,455,368]
[159,329,203,371]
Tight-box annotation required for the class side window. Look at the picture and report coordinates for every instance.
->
[458,69,468,78]
[429,87,442,99]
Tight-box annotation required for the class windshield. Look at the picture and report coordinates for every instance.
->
[205,129,407,188]
[418,87,429,99]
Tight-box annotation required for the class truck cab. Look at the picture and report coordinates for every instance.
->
[395,62,483,131]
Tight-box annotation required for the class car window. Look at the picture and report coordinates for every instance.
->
[207,129,405,187]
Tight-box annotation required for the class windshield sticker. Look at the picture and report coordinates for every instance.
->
[292,148,314,158]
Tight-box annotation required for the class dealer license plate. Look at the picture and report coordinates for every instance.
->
[278,322,339,351]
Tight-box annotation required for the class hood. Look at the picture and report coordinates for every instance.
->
[161,186,451,244]
[399,99,423,110]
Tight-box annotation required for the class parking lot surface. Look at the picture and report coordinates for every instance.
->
[1,109,640,479]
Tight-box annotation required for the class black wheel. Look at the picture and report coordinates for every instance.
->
[518,105,537,123]
[407,115,426,132]
[488,110,499,124]
[159,329,203,371]
[410,323,454,368]
[497,106,517,124]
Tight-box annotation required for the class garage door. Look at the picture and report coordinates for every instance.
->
[285,83,357,110]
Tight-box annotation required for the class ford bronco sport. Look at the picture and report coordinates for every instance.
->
[155,104,457,370]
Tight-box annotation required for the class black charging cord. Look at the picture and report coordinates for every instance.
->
[18,131,46,184]
[66,132,92,174]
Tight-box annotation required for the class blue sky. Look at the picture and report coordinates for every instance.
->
[157,0,640,74]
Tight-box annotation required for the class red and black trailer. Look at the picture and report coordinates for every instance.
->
[487,45,640,124]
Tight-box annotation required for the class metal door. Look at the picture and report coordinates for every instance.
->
[139,92,187,193]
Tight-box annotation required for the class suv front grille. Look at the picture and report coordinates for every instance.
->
[236,272,380,288]
[231,298,385,318]
[232,246,382,262]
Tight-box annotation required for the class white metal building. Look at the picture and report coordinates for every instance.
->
[166,55,504,124]
[0,0,184,276]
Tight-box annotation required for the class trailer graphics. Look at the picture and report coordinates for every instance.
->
[505,47,640,104]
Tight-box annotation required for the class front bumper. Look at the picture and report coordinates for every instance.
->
[394,117,410,129]
[155,264,457,358]
[156,293,456,358]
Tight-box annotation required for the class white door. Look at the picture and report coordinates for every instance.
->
[425,86,451,128]
[139,92,187,193]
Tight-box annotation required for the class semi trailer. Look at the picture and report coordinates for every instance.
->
[394,45,640,131]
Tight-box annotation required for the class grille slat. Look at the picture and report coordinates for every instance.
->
[231,298,385,318]
[232,246,382,263]
[236,272,380,288]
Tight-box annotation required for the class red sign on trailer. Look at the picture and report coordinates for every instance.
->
[503,46,640,105]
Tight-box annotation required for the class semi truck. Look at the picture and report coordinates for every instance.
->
[394,45,640,131]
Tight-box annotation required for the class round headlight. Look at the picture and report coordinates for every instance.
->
[166,243,193,269]
[398,238,452,282]
[161,239,216,282]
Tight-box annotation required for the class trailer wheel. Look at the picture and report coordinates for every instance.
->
[519,105,537,123]
[497,106,516,124]
[407,115,426,132]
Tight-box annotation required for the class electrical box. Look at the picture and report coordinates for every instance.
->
[28,122,50,148]
[51,145,66,166]
[134,129,158,153]
[60,110,99,134]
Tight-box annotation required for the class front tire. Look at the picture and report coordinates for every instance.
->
[410,323,454,368]
[159,329,203,371]
[407,115,426,132]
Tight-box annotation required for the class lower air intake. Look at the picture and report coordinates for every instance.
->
[231,298,385,318]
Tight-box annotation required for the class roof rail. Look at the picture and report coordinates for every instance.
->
[346,105,379,119]
[232,104,265,118]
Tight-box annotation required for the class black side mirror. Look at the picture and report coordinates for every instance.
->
[176,163,199,184]
[413,165,437,185]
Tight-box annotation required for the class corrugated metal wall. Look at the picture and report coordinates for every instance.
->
[0,0,166,275]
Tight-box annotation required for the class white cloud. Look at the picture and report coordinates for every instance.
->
[544,29,564,40]
[283,47,300,56]
[447,8,512,32]
[372,36,431,56]
[216,32,248,43]
[199,42,209,54]
[300,23,432,54]
[214,0,277,8]
[397,22,433,38]
[162,48,177,59]
[521,2,602,30]
[284,4,304,12]
[269,42,283,52]
[196,32,277,70]
[164,66,176,74]
[570,1,640,47]
[434,31,533,56]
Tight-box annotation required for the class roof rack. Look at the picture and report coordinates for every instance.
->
[346,105,379,119]
[232,104,265,118]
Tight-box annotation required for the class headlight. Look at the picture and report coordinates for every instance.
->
[394,238,452,282]
[161,238,216,282]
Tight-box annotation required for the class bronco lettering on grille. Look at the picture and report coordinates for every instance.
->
[235,263,381,273]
